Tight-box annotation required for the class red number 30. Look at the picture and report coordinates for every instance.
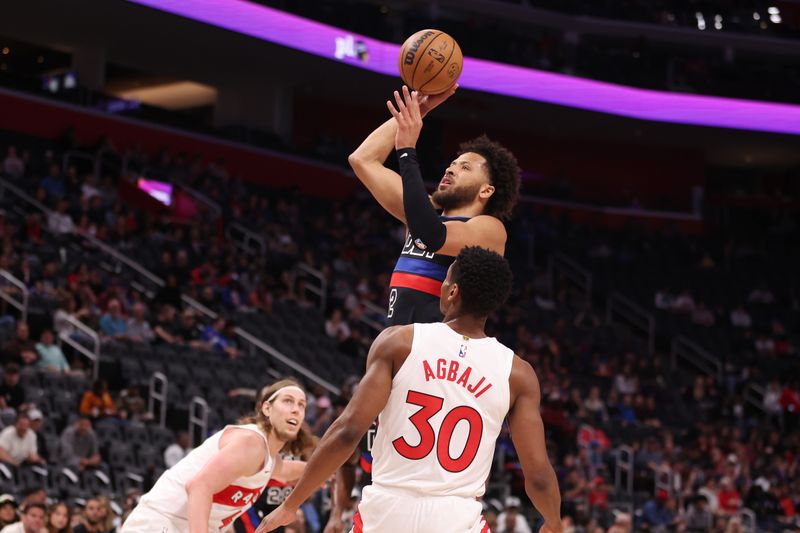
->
[392,390,483,473]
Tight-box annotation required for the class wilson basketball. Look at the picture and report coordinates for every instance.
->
[398,29,463,95]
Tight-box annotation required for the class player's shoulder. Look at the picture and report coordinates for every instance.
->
[465,214,506,229]
[221,425,268,448]
[374,324,414,349]
[464,215,507,247]
[509,355,541,396]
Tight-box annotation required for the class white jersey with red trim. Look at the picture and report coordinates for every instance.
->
[370,322,514,499]
[139,423,274,532]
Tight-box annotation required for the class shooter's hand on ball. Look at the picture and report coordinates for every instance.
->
[387,85,422,150]
[419,83,458,117]
[255,504,296,533]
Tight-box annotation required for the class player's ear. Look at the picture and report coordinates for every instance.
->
[449,282,460,302]
[261,399,271,418]
[479,183,495,199]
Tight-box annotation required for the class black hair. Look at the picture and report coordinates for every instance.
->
[458,135,521,220]
[22,501,46,514]
[451,246,513,317]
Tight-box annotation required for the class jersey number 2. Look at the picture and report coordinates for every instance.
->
[392,390,483,473]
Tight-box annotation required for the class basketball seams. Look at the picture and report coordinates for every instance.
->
[418,38,458,94]
[410,31,444,91]
[398,41,411,81]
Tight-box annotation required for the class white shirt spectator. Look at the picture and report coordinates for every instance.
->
[163,431,192,468]
[672,291,696,313]
[755,337,775,355]
[655,290,673,310]
[763,382,782,414]
[2,148,24,179]
[163,442,191,468]
[325,310,351,341]
[496,499,533,533]
[0,521,24,533]
[47,211,75,235]
[0,425,37,464]
[614,373,639,396]
[748,287,775,305]
[730,307,752,328]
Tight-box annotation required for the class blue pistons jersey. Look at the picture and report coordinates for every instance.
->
[386,215,469,326]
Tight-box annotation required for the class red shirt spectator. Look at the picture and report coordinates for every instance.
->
[717,479,742,514]
[780,386,800,412]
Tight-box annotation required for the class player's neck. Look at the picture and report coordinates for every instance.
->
[442,315,488,338]
[266,432,286,457]
[442,202,484,218]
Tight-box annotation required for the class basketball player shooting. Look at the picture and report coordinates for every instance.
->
[348,85,521,326]
[325,86,523,533]
[121,379,312,533]
[257,247,563,533]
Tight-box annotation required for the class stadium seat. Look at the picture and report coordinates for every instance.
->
[107,442,135,470]
[135,443,163,470]
[123,422,150,448]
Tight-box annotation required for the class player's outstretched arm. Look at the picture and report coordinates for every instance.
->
[256,325,413,532]
[348,118,407,223]
[272,458,307,484]
[185,429,267,533]
[507,356,563,533]
[349,86,458,223]
[389,86,506,256]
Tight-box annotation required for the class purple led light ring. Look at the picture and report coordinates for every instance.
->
[127,0,800,135]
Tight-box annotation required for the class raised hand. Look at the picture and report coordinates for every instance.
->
[386,85,423,150]
[419,83,459,117]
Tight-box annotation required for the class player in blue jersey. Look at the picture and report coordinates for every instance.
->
[348,85,521,326]
[320,87,521,532]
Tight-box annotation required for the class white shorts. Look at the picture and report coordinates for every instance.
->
[120,503,187,533]
[351,485,489,533]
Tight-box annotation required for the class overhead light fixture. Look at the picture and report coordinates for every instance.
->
[696,12,706,30]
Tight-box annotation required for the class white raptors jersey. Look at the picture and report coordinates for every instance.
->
[370,322,514,499]
[139,424,274,532]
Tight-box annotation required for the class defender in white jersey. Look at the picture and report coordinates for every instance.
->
[122,379,312,533]
[258,247,562,533]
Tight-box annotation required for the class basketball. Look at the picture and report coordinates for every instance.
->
[398,29,463,95]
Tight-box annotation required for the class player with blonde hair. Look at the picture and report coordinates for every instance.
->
[122,379,312,533]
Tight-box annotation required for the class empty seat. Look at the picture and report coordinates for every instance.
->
[107,442,135,470]
[136,444,163,470]
[148,426,175,452]
[123,423,150,448]
[93,420,123,447]
[113,469,144,496]
[48,390,78,419]
[41,372,67,392]
[81,469,112,495]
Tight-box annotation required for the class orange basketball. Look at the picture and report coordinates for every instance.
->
[398,29,463,95]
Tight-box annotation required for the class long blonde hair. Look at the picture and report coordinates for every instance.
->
[92,495,115,532]
[239,378,314,456]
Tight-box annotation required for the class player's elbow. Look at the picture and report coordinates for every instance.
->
[348,152,365,171]
[526,463,557,492]
[185,475,201,497]
[329,415,363,448]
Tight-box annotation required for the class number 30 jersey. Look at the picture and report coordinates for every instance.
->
[370,322,514,499]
